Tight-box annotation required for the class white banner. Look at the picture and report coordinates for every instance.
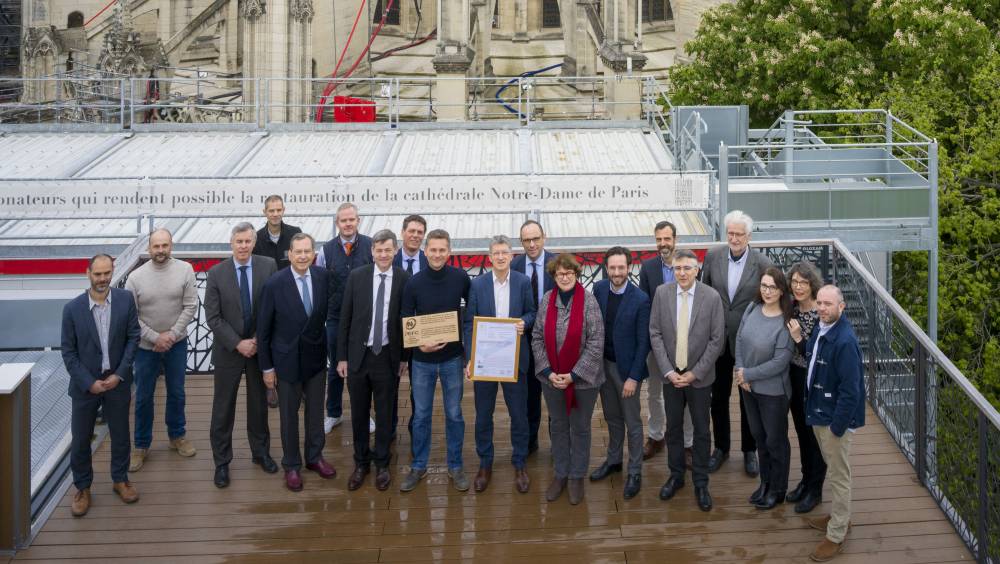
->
[0,173,711,217]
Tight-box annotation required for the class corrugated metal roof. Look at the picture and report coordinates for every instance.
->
[533,129,667,173]
[234,131,384,177]
[383,131,520,175]
[77,132,258,178]
[0,132,126,178]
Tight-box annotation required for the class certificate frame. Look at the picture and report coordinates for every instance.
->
[468,316,521,382]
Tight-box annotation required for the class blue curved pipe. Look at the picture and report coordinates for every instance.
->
[495,63,563,118]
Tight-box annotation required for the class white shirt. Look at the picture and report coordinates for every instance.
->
[727,249,748,302]
[367,266,393,347]
[493,272,511,318]
[400,249,422,276]
[676,282,696,329]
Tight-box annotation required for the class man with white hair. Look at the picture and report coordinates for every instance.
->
[699,210,774,476]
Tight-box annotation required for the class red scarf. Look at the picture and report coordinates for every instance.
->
[544,283,585,415]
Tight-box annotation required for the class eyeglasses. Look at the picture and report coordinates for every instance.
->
[554,271,577,280]
[490,250,512,257]
[672,265,697,273]
[521,237,543,245]
[759,283,780,293]
[790,279,811,288]
[727,231,748,239]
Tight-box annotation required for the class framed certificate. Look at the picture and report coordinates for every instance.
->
[469,316,521,382]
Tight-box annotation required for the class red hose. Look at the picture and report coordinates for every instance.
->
[83,0,118,27]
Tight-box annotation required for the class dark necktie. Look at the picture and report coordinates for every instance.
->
[406,258,414,275]
[530,262,540,307]
[372,273,386,355]
[239,265,252,335]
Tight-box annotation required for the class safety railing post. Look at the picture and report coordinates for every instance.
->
[976,411,989,564]
[914,344,927,484]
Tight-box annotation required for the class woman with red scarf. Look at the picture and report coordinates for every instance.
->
[531,253,606,505]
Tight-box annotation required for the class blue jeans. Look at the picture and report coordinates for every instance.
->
[325,322,343,419]
[410,356,464,471]
[474,377,528,469]
[133,339,188,448]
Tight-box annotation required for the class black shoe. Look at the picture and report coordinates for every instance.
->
[786,481,808,503]
[743,452,759,477]
[253,455,279,474]
[214,465,230,488]
[623,474,641,500]
[589,461,623,482]
[795,490,822,514]
[754,490,785,510]
[695,486,713,511]
[707,448,728,473]
[749,481,769,505]
[658,477,684,500]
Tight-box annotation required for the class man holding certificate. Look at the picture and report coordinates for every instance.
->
[463,235,536,494]
[400,229,472,493]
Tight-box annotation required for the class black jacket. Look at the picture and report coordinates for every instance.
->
[253,222,302,270]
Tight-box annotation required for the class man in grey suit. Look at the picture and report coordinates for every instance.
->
[649,249,726,512]
[700,210,774,476]
[205,222,279,488]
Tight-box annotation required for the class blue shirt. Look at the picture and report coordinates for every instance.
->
[660,260,677,287]
[727,249,748,302]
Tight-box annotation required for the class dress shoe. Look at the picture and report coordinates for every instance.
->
[658,477,684,500]
[347,465,370,491]
[306,458,336,479]
[623,474,641,500]
[749,481,769,505]
[214,465,230,488]
[266,387,279,408]
[113,481,139,504]
[695,486,713,511]
[449,468,470,492]
[786,481,808,503]
[473,467,492,493]
[545,477,567,502]
[252,455,279,474]
[129,448,148,472]
[755,490,785,510]
[795,490,823,514]
[71,488,91,517]
[684,447,693,469]
[707,448,728,473]
[743,451,759,477]
[375,467,392,491]
[169,437,197,457]
[642,437,665,461]
[589,461,622,482]
[399,468,427,492]
[810,538,844,562]
[285,469,304,492]
[567,478,585,505]
[514,468,530,494]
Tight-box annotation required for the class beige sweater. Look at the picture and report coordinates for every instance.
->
[125,258,198,350]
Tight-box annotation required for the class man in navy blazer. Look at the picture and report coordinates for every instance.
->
[390,214,428,439]
[590,247,651,500]
[511,219,556,453]
[257,233,336,492]
[463,235,536,494]
[61,254,141,516]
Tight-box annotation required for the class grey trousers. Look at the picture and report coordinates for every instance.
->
[542,384,600,480]
[646,354,694,446]
[599,360,644,475]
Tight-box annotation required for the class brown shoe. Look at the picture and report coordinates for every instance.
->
[545,477,567,502]
[129,448,148,472]
[567,478,585,505]
[642,437,665,461]
[473,467,492,493]
[71,488,91,517]
[810,538,844,562]
[375,467,391,491]
[113,481,139,504]
[169,437,197,457]
[514,468,530,494]
[347,465,370,491]
[807,515,851,534]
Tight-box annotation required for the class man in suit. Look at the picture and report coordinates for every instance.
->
[637,220,692,463]
[61,254,141,517]
[317,202,374,434]
[590,247,650,500]
[649,249,725,511]
[204,222,279,489]
[700,210,773,476]
[391,214,428,441]
[257,233,336,491]
[336,229,410,492]
[511,219,556,454]
[463,235,536,494]
[253,194,302,271]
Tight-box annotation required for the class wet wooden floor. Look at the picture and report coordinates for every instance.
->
[15,374,972,563]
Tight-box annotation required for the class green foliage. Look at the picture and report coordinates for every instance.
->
[669,0,1000,405]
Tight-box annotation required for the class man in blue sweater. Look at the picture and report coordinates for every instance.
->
[400,229,472,492]
[804,285,865,562]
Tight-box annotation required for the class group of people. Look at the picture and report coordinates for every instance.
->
[61,200,866,562]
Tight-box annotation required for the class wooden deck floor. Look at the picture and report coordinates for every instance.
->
[15,374,972,563]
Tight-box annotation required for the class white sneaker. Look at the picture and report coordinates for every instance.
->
[369,417,376,433]
[324,416,342,434]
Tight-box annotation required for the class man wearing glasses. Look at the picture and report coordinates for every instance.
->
[511,220,555,454]
[699,210,774,476]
